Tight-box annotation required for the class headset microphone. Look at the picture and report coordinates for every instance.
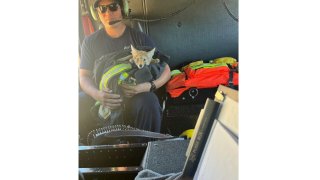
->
[109,19,122,25]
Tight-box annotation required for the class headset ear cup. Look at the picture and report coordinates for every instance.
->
[89,0,99,21]
[122,0,129,17]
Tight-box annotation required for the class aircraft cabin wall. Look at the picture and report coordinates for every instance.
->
[127,0,238,68]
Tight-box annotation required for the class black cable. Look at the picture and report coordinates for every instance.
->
[125,0,195,22]
[222,0,239,22]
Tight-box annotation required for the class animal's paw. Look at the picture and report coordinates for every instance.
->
[151,58,160,63]
[129,77,137,85]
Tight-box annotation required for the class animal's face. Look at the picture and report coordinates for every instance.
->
[130,45,155,69]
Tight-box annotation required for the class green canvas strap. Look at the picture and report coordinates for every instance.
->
[99,63,132,90]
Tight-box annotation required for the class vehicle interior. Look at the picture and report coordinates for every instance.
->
[79,0,238,179]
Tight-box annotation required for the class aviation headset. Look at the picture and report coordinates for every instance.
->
[90,0,129,21]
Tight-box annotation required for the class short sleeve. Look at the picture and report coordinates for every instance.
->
[80,37,95,71]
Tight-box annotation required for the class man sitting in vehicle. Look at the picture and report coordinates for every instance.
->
[79,0,171,142]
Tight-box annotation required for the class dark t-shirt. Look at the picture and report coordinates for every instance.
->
[80,26,155,71]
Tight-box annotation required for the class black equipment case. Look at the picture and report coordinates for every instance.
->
[79,143,147,180]
[162,88,218,136]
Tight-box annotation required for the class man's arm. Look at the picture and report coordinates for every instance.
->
[121,64,171,97]
[79,69,122,109]
[153,64,171,90]
[79,69,100,100]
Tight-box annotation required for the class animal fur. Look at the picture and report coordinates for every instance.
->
[129,45,160,69]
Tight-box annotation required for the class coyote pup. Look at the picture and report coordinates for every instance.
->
[130,45,160,69]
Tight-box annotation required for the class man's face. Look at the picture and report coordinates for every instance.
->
[97,0,122,27]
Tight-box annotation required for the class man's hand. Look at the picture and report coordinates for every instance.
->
[120,83,151,98]
[79,69,124,109]
[95,88,123,109]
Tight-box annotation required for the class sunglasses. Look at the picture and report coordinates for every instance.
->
[97,3,119,14]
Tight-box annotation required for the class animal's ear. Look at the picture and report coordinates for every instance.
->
[147,48,156,59]
[131,45,138,55]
